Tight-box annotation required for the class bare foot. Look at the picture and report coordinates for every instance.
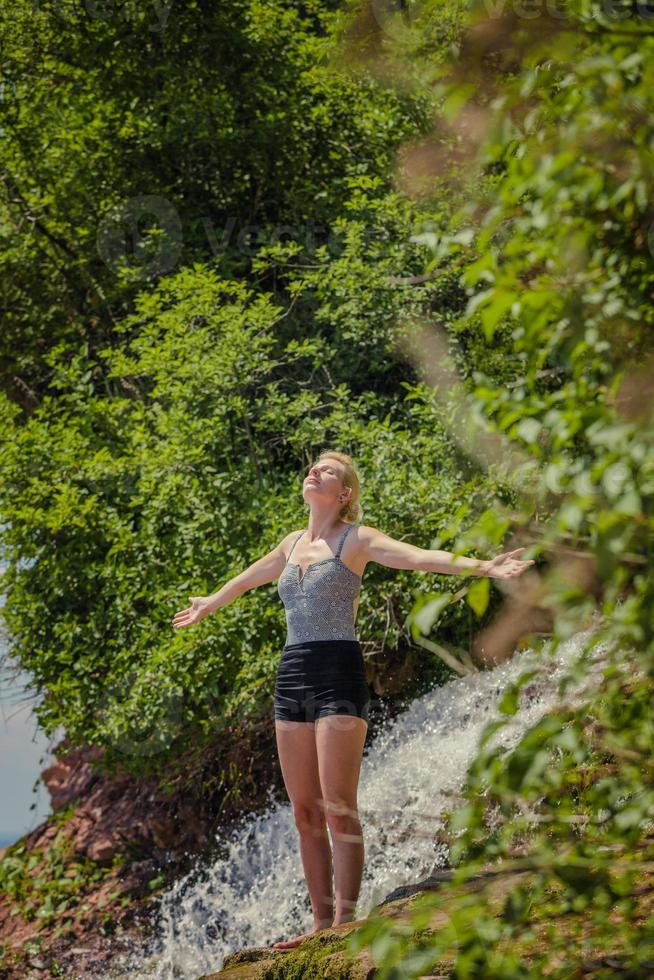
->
[272,926,324,950]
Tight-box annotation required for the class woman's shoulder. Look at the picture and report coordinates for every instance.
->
[278,527,305,549]
[344,524,383,550]
[349,525,397,553]
[274,528,305,564]
[350,523,382,538]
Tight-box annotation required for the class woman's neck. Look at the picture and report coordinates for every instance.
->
[305,507,343,542]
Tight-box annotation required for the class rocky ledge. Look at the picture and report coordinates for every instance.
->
[196,872,455,980]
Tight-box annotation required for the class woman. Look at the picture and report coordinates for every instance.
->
[171,450,535,950]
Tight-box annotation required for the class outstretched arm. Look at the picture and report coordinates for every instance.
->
[358,526,535,579]
[171,531,296,630]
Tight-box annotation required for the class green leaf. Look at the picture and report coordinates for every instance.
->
[466,577,490,618]
[408,592,453,636]
[498,686,519,716]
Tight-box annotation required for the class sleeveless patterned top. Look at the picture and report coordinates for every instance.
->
[277,524,362,645]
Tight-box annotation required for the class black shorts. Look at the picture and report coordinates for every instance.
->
[274,640,371,724]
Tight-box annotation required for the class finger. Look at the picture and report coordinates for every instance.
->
[507,548,525,557]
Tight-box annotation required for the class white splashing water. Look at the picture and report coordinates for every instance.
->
[108,626,602,979]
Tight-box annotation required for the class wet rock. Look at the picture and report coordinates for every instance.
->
[195,874,462,980]
[376,869,454,906]
[198,922,376,979]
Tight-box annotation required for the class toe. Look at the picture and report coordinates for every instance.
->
[273,933,311,950]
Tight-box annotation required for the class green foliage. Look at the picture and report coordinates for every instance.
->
[0,0,431,406]
[6,0,652,967]
[0,221,511,774]
[0,825,122,931]
[344,0,654,974]
[0,0,512,780]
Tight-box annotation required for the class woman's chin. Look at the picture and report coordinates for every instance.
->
[303,488,325,506]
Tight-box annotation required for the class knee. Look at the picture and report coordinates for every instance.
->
[292,799,327,836]
[324,799,361,839]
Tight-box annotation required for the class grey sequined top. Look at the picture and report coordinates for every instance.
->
[277,524,361,645]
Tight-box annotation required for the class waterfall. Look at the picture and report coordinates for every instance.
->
[107,627,600,979]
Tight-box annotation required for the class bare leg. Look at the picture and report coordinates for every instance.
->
[272,719,334,949]
[316,714,368,926]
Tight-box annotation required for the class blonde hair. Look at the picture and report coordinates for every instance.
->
[312,450,362,523]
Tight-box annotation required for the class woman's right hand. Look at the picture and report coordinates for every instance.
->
[171,595,212,630]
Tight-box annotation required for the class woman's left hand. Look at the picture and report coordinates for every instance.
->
[484,547,536,579]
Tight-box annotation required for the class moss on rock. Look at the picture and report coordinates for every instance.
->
[198,920,378,980]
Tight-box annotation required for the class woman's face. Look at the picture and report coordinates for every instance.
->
[303,457,349,510]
